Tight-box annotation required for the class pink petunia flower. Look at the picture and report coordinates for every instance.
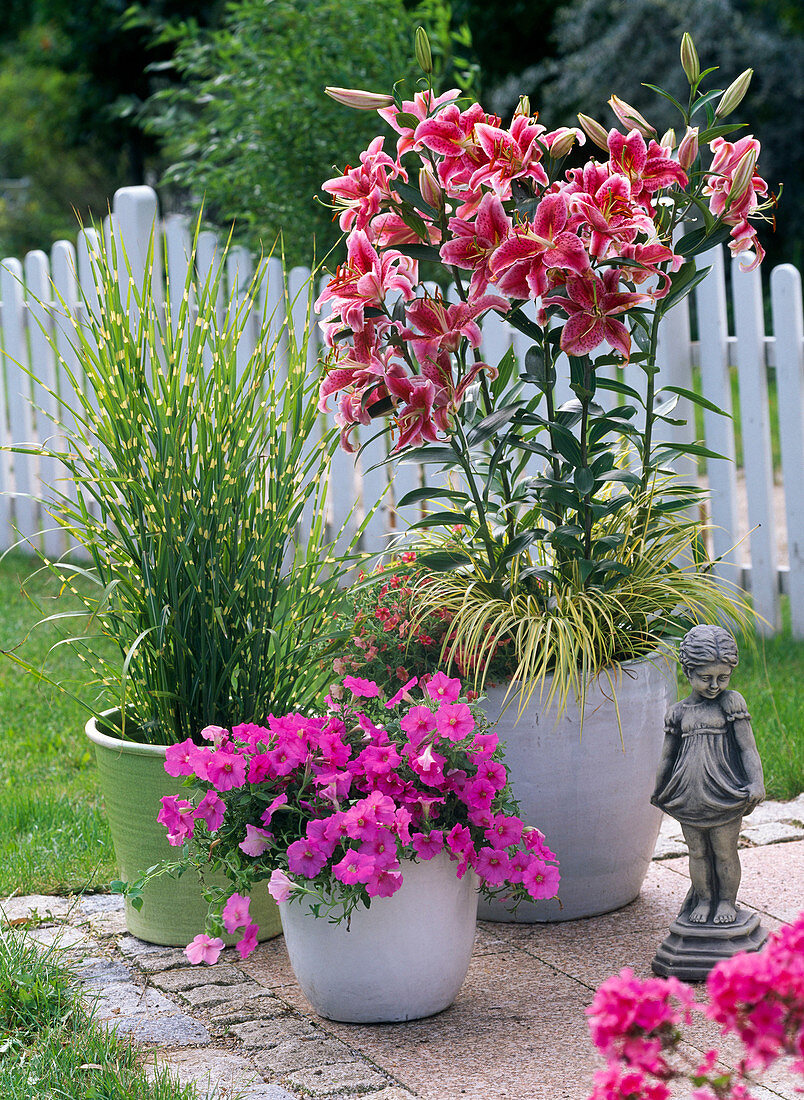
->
[194,790,226,833]
[411,830,444,860]
[235,922,260,960]
[342,675,381,698]
[287,838,329,878]
[157,795,195,846]
[238,824,272,857]
[222,892,251,934]
[185,933,224,966]
[164,737,203,778]
[435,702,475,741]
[267,868,294,904]
[424,671,463,703]
[205,750,247,792]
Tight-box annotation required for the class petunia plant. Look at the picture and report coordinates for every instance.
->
[146,671,559,962]
[317,32,770,706]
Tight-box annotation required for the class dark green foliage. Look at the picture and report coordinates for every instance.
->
[146,0,419,268]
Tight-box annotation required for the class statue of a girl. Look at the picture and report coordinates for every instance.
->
[651,624,765,925]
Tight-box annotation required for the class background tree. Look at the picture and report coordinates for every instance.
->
[488,0,801,267]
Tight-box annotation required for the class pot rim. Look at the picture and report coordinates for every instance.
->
[85,707,168,758]
[483,649,674,694]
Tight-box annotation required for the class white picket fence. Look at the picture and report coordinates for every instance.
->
[1,185,802,637]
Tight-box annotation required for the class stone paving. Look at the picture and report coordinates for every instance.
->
[2,795,803,1100]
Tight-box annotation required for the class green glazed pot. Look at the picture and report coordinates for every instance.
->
[87,711,282,947]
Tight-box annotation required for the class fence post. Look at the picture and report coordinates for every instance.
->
[732,253,779,633]
[1,258,39,548]
[695,245,740,587]
[771,264,804,637]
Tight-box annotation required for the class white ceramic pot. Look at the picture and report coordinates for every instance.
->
[478,656,674,923]
[279,852,479,1023]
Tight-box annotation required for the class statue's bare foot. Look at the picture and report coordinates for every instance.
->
[713,901,737,924]
[688,900,710,923]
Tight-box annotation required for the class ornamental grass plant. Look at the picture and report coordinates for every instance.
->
[7,224,358,744]
[317,32,771,706]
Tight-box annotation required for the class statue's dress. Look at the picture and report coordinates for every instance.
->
[652,690,751,828]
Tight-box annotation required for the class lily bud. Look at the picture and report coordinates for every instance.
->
[660,128,676,150]
[680,33,700,84]
[415,26,433,74]
[418,164,443,211]
[325,86,395,110]
[608,94,656,137]
[677,126,699,170]
[577,112,609,151]
[515,94,531,118]
[727,147,758,206]
[549,128,582,160]
[715,68,753,118]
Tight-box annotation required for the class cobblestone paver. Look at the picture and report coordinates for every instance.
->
[3,795,801,1100]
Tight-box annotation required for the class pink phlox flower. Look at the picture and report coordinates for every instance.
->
[238,823,272,857]
[474,846,512,886]
[321,135,406,233]
[157,795,196,846]
[439,191,513,296]
[259,792,288,828]
[607,128,688,209]
[287,837,329,878]
[194,790,226,833]
[385,676,419,708]
[424,671,463,703]
[343,675,381,698]
[366,865,403,898]
[485,813,523,848]
[205,749,247,792]
[185,933,224,966]
[435,701,475,742]
[377,88,461,156]
[267,868,295,904]
[222,892,251,934]
[164,737,204,778]
[411,830,444,860]
[543,268,651,361]
[332,848,375,885]
[235,922,259,960]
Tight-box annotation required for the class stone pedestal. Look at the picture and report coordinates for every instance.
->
[651,908,767,981]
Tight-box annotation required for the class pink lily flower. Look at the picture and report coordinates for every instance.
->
[469,112,549,195]
[377,88,461,156]
[439,191,513,296]
[321,136,406,233]
[314,230,417,333]
[606,129,688,211]
[401,290,507,367]
[543,269,651,360]
[703,136,768,269]
[491,192,590,300]
[567,172,654,259]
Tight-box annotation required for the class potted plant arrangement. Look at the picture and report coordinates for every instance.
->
[316,32,768,920]
[154,671,559,1022]
[8,223,362,945]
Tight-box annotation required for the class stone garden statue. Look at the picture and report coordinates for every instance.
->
[650,624,768,979]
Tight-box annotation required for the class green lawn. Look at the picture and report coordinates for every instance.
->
[0,929,201,1099]
[0,551,802,899]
